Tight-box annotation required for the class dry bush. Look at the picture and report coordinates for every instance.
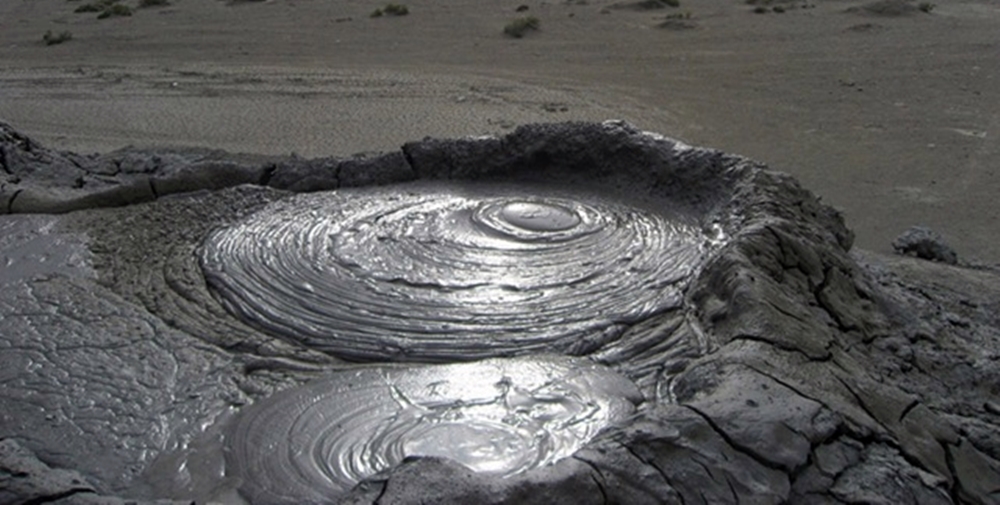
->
[504,16,540,38]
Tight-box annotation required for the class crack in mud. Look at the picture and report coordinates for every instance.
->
[257,163,277,187]
[732,334,832,362]
[20,488,95,505]
[0,147,10,175]
[682,404,790,473]
[7,188,21,213]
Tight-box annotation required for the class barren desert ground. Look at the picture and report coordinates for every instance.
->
[1,0,998,261]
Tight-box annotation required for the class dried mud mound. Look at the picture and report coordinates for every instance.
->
[1,120,999,505]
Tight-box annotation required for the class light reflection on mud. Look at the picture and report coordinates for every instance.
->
[225,356,641,504]
[0,215,93,286]
[200,182,708,362]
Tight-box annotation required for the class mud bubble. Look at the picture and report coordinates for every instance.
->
[201,182,710,362]
[225,355,641,504]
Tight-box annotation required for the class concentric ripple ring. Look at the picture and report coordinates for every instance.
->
[225,356,642,504]
[200,183,707,361]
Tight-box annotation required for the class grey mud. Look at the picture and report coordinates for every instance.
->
[200,183,711,362]
[1,120,998,505]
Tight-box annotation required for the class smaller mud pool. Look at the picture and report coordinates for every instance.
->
[225,356,641,504]
[200,182,709,362]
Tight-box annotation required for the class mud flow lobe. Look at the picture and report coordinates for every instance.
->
[200,182,708,362]
[225,356,641,504]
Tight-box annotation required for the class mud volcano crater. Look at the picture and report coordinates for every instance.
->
[199,183,710,362]
[197,124,727,501]
[1,121,998,505]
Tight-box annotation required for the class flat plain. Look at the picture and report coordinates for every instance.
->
[1,0,997,260]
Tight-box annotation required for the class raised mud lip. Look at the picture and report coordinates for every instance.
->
[1,120,999,504]
[0,119,415,215]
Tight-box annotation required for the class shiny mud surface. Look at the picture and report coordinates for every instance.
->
[0,215,93,286]
[225,356,641,504]
[200,182,709,362]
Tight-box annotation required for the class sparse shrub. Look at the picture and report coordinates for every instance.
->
[918,1,934,12]
[854,0,921,16]
[664,10,691,19]
[772,5,785,12]
[139,0,170,7]
[74,0,133,18]
[383,3,408,15]
[74,3,103,12]
[622,0,677,9]
[503,16,540,37]
[97,3,132,18]
[753,5,768,12]
[372,3,408,16]
[43,30,73,45]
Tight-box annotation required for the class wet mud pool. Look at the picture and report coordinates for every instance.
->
[227,356,641,503]
[1,121,998,504]
[201,183,710,362]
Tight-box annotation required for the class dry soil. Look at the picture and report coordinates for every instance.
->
[1,0,997,260]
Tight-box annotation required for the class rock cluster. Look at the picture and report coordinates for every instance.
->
[1,120,998,504]
[893,225,959,265]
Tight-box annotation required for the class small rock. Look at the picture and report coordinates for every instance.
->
[892,226,958,264]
